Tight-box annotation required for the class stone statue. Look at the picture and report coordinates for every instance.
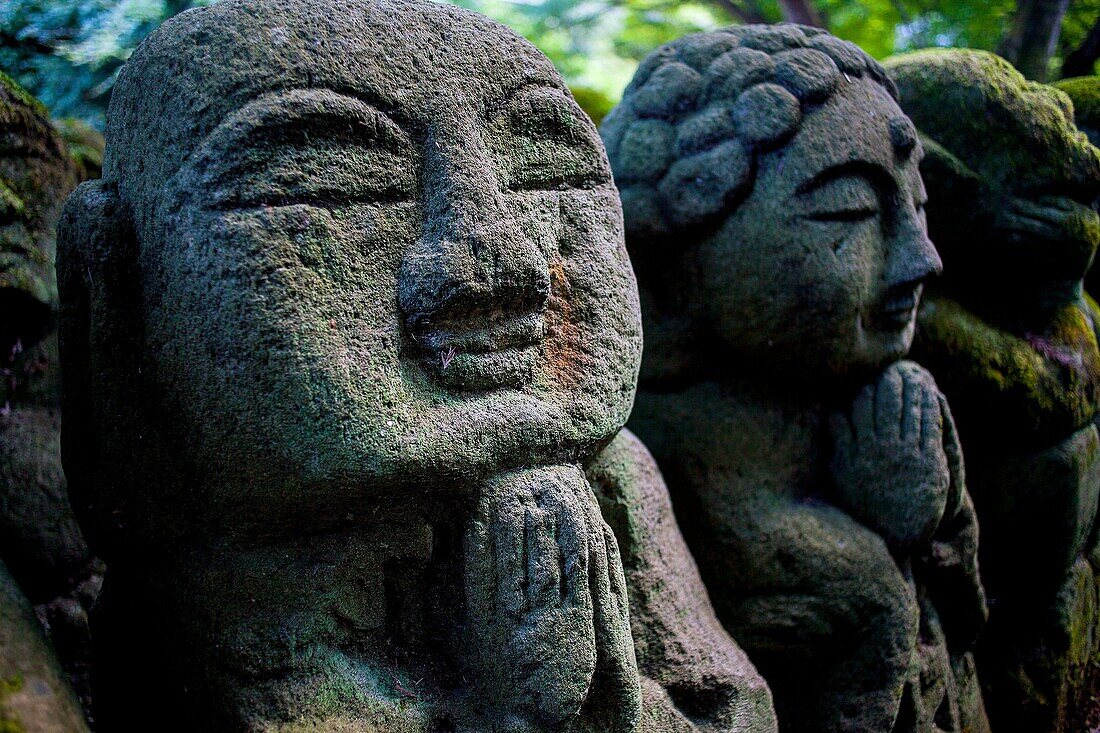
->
[887,50,1100,733]
[56,0,776,730]
[605,25,989,733]
[1052,75,1100,300]
[1054,76,1100,147]
[0,72,94,731]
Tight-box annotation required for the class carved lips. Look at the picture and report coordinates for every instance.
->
[876,284,923,329]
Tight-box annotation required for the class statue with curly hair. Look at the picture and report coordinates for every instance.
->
[607,26,989,733]
[54,0,778,730]
[888,50,1100,733]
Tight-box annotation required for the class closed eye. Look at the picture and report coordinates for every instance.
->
[795,167,881,226]
[805,206,879,223]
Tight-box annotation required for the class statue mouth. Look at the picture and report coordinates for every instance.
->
[410,308,546,390]
[875,285,922,329]
[416,310,545,356]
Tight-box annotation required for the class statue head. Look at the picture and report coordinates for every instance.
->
[0,73,78,354]
[58,0,641,546]
[887,50,1100,308]
[604,25,939,385]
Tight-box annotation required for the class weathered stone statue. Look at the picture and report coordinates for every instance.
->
[1054,76,1100,147]
[1052,75,1100,301]
[606,26,989,733]
[0,73,93,731]
[886,50,1100,733]
[56,0,775,730]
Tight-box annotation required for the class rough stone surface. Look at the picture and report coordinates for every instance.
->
[608,26,989,733]
[1052,76,1100,297]
[887,49,1100,733]
[586,430,777,733]
[56,1,775,730]
[1054,76,1100,148]
[0,560,90,733]
[0,73,97,723]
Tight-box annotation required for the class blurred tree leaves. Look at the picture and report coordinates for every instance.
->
[0,0,1096,130]
[0,0,217,128]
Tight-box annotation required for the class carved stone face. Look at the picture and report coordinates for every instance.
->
[695,75,940,378]
[91,0,641,519]
[0,79,76,350]
[888,51,1100,302]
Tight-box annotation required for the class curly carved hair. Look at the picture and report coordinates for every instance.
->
[601,24,895,242]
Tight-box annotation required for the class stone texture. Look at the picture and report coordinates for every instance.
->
[0,560,89,733]
[1054,76,1100,147]
[0,72,97,724]
[1052,75,1100,299]
[586,430,777,733]
[608,25,989,732]
[887,49,1100,733]
[56,1,775,730]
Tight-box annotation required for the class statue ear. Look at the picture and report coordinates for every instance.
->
[56,180,139,555]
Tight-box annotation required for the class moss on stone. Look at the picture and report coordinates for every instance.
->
[1054,76,1100,146]
[52,118,103,181]
[0,676,25,733]
[912,294,1100,448]
[0,73,46,120]
[885,50,1099,194]
[0,72,79,319]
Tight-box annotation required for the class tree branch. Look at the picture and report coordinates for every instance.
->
[707,0,768,25]
[1062,15,1100,78]
[998,0,1072,81]
[777,0,824,27]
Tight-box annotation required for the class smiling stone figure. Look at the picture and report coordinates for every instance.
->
[0,71,92,733]
[607,26,989,732]
[888,50,1100,733]
[56,0,775,731]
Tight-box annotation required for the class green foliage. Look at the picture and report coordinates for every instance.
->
[0,0,217,128]
[0,0,1096,131]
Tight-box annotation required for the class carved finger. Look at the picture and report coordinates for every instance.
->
[493,497,528,617]
[828,411,855,459]
[525,505,561,610]
[463,507,496,619]
[556,491,590,609]
[851,381,877,446]
[603,523,630,624]
[919,383,942,452]
[874,367,904,441]
[900,366,920,441]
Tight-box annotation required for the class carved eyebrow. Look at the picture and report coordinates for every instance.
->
[488,79,572,121]
[795,160,891,196]
[190,88,410,166]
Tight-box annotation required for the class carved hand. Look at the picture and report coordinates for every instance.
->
[461,465,639,731]
[995,194,1098,255]
[829,361,951,554]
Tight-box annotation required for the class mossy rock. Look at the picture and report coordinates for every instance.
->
[885,50,1099,195]
[52,119,104,181]
[1054,76,1100,147]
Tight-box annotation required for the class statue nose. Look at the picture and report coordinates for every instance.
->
[398,131,550,328]
[885,204,942,290]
